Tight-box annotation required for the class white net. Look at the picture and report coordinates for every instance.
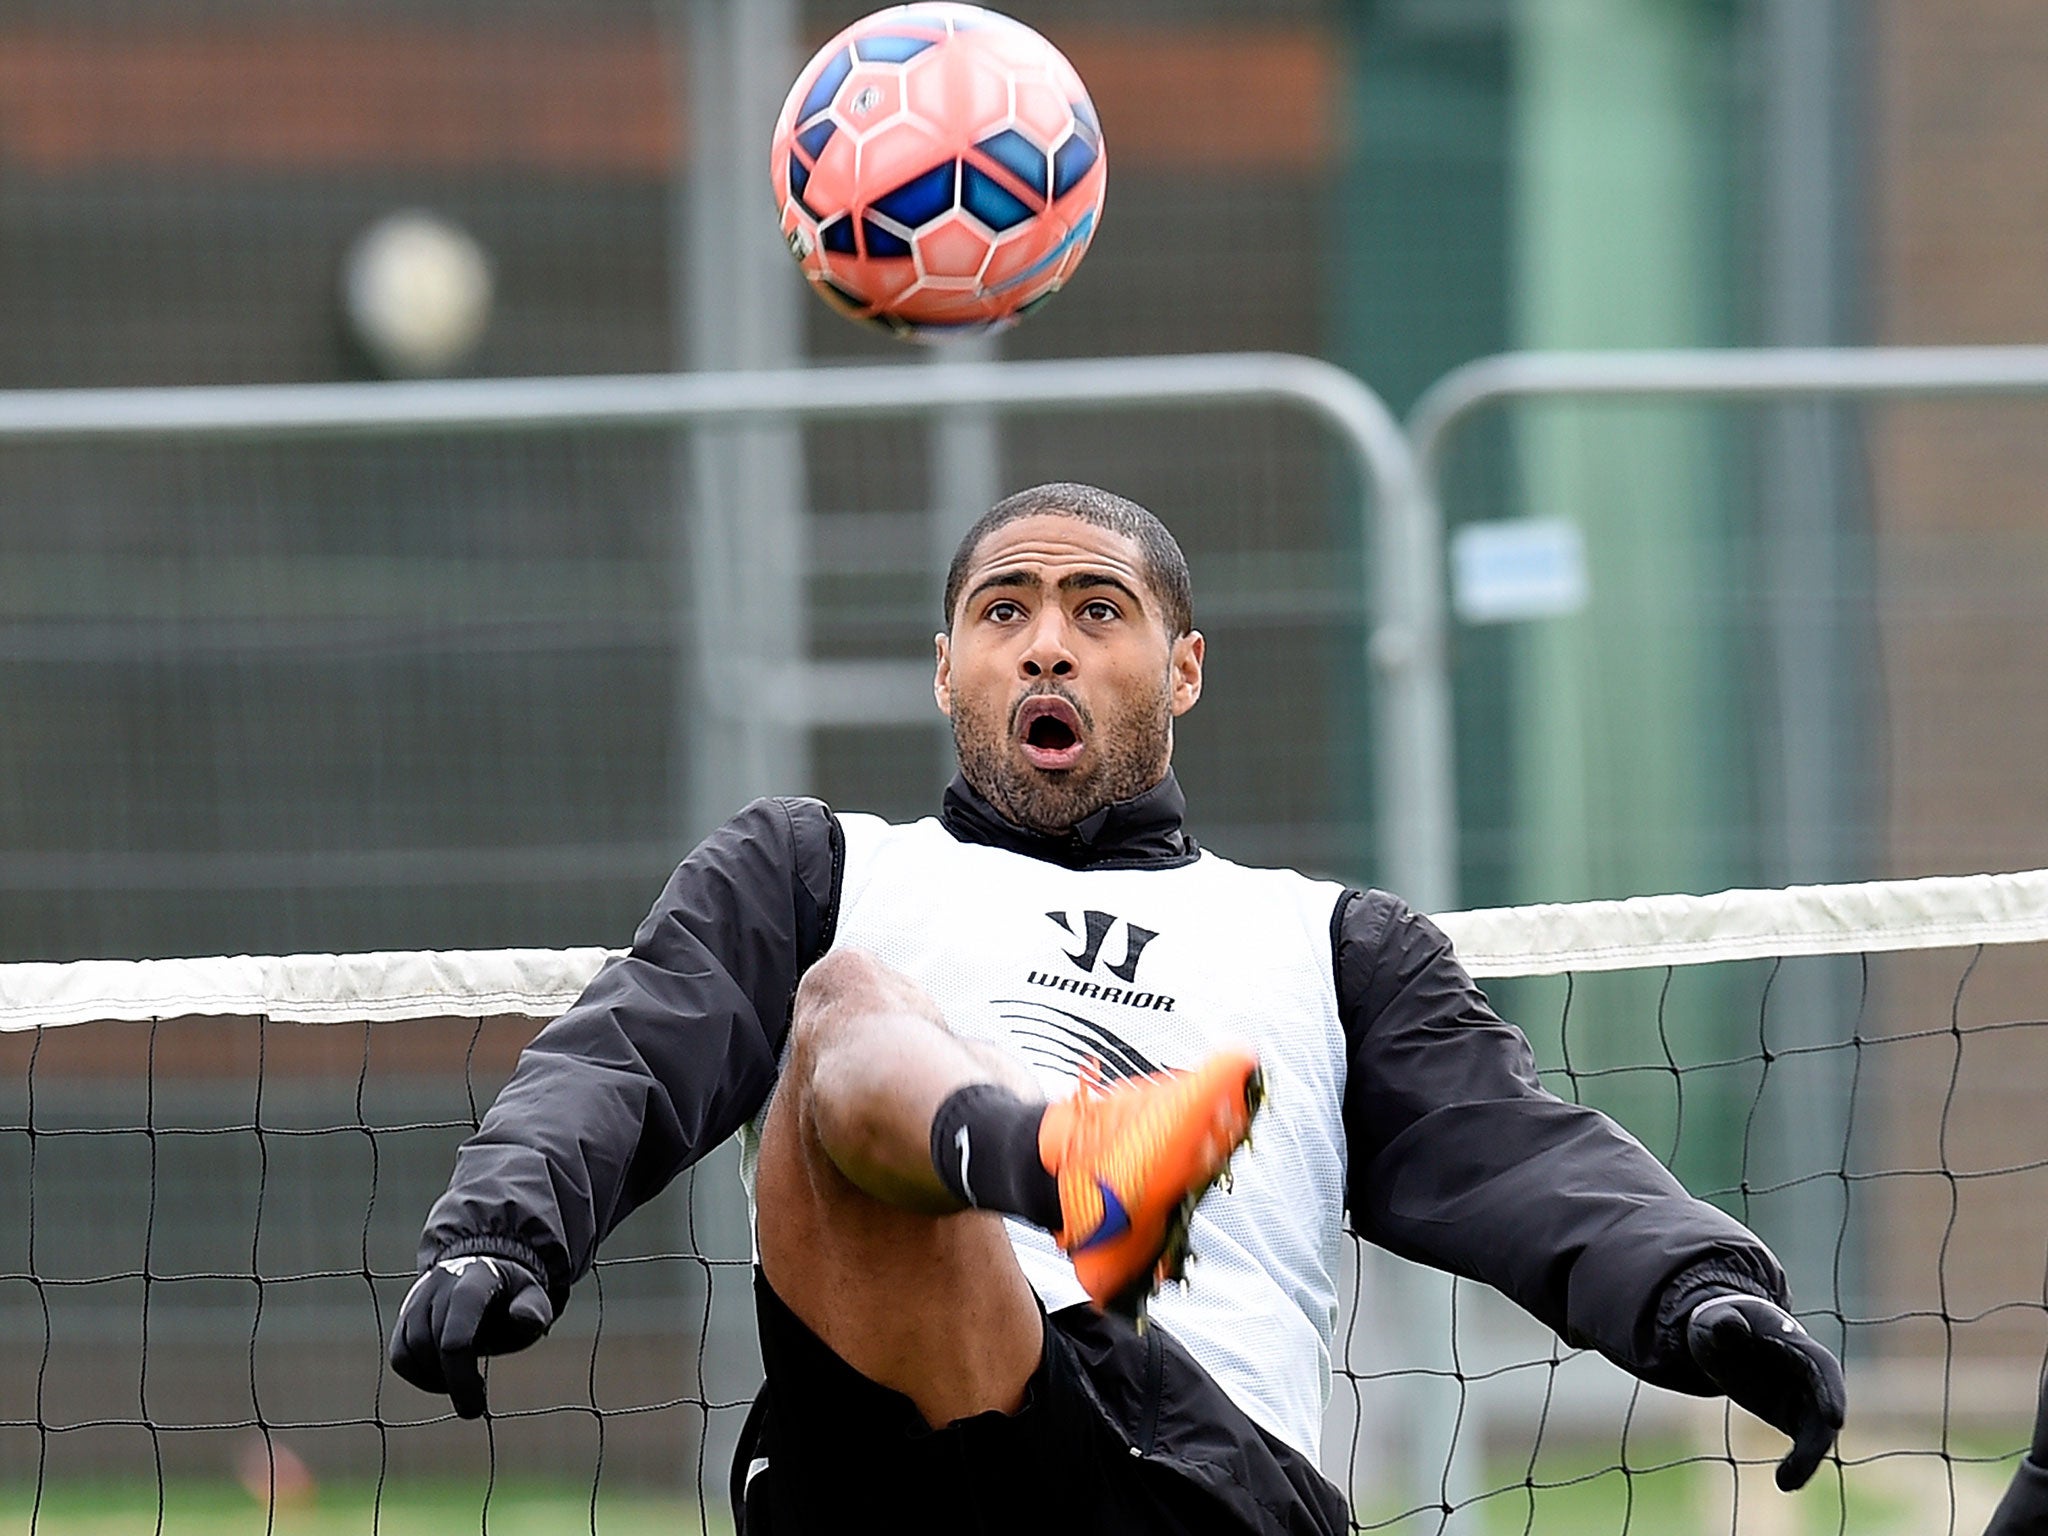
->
[2,867,2045,1533]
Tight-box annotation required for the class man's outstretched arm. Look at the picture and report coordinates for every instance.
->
[1335,888,1845,1488]
[390,796,841,1414]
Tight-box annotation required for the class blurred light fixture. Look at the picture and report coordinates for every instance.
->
[341,210,494,378]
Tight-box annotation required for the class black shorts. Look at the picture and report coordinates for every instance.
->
[732,1269,1348,1536]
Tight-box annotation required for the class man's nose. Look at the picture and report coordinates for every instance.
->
[1019,610,1075,677]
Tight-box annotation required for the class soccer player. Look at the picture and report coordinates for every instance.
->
[390,483,1846,1533]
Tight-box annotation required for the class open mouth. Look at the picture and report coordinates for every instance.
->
[1015,695,1086,771]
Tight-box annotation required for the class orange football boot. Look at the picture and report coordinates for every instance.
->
[1037,1048,1265,1322]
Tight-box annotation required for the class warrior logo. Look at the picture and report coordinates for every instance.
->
[1046,909,1158,983]
[1028,910,1174,1012]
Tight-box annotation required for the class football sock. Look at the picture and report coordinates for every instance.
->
[929,1083,1063,1231]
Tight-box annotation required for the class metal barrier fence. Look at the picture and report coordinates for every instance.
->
[19,341,2045,924]
[0,351,1445,914]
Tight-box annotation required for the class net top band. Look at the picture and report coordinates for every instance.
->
[3,868,2046,1028]
[1439,866,2048,977]
[0,946,618,1031]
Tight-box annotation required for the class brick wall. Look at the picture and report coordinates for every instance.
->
[1872,0,2048,1395]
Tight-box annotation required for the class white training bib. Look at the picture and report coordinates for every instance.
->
[759,812,1350,1461]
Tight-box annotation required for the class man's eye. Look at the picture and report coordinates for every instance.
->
[1081,600,1119,621]
[986,600,1023,622]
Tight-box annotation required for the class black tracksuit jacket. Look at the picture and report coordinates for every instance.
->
[419,771,1784,1400]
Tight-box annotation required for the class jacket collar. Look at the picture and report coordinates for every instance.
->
[939,771,1199,870]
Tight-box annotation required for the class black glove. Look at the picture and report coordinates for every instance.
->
[1686,1293,1847,1491]
[388,1253,556,1418]
[1983,1357,2048,1536]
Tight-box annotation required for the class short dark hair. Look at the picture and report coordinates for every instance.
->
[942,482,1194,637]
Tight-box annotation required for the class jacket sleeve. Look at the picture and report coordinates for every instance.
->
[1335,886,1786,1395]
[416,796,842,1309]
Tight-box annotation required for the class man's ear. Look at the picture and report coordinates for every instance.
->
[933,631,953,717]
[1170,630,1204,717]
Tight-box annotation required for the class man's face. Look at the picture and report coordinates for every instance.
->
[935,514,1203,833]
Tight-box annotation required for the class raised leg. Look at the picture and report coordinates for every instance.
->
[754,948,1045,1429]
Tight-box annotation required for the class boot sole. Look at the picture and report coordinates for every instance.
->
[1106,1063,1266,1327]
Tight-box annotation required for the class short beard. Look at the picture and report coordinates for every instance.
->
[952,678,1174,835]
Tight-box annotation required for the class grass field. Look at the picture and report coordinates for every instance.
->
[1354,1435,2021,1535]
[0,1481,728,1536]
[0,1440,2019,1534]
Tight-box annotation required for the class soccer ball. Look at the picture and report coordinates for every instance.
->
[769,4,1106,339]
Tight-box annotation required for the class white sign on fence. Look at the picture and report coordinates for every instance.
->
[1451,516,1590,623]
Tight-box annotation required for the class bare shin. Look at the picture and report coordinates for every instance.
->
[753,948,1045,1426]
